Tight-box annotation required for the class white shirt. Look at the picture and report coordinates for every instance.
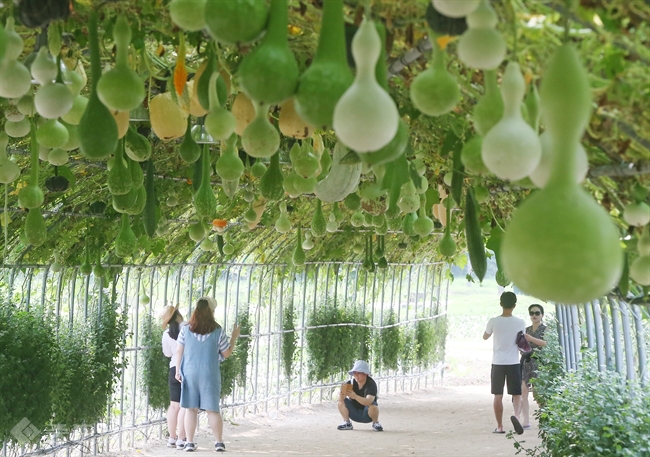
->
[162,321,187,368]
[485,315,526,365]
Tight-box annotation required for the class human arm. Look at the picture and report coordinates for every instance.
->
[220,323,241,359]
[162,331,174,358]
[348,390,376,407]
[524,333,547,347]
[174,344,184,381]
[483,332,492,340]
[483,318,493,340]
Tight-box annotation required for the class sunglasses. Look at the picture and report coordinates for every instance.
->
[529,311,542,316]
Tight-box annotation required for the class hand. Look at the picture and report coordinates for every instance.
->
[231,323,241,339]
[524,334,533,342]
[175,372,182,382]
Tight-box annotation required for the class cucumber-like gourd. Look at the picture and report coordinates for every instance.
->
[24,208,47,246]
[482,62,541,181]
[194,145,217,218]
[143,158,157,237]
[457,0,506,70]
[78,12,118,160]
[333,18,399,152]
[242,103,280,158]
[314,142,362,202]
[451,141,464,206]
[169,0,207,32]
[115,213,137,258]
[205,0,269,45]
[464,187,487,281]
[127,155,144,188]
[623,201,650,227]
[216,134,244,182]
[502,44,622,303]
[108,139,133,196]
[617,252,629,297]
[311,200,327,237]
[259,151,284,201]
[473,70,504,137]
[295,0,353,129]
[238,0,299,105]
[292,226,306,266]
[432,0,480,18]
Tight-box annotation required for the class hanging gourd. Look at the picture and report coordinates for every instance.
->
[501,44,623,304]
[61,122,80,151]
[638,225,650,257]
[51,251,63,272]
[150,92,189,140]
[291,226,306,267]
[464,188,487,281]
[205,0,269,45]
[24,208,47,246]
[251,159,267,178]
[194,145,216,218]
[289,140,319,179]
[205,73,236,141]
[108,139,133,196]
[432,0,480,18]
[295,0,353,129]
[35,64,74,120]
[97,15,145,112]
[623,201,650,227]
[80,242,92,276]
[115,213,137,258]
[61,95,88,125]
[238,0,299,105]
[215,134,244,183]
[18,128,44,209]
[529,132,588,188]
[481,62,541,181]
[413,194,434,237]
[438,198,456,257]
[630,255,650,286]
[457,0,506,70]
[188,221,206,242]
[232,92,256,136]
[179,118,201,163]
[333,18,399,152]
[0,133,20,184]
[409,38,460,117]
[311,200,327,237]
[169,0,207,31]
[241,103,280,158]
[275,202,291,233]
[31,47,57,85]
[302,230,315,250]
[0,18,31,99]
[143,159,157,237]
[259,151,284,201]
[524,84,541,133]
[78,12,118,160]
[62,58,87,95]
[125,126,152,162]
[461,137,489,175]
[326,213,339,233]
[282,172,300,199]
[398,180,420,214]
[5,118,31,138]
[472,70,503,137]
[279,99,314,139]
[36,119,69,149]
[314,142,362,203]
[242,184,255,203]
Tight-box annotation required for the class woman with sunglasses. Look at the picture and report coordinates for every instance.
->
[521,304,547,429]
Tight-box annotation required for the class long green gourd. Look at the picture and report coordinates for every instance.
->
[438,197,456,257]
[205,0,269,45]
[472,70,503,136]
[501,44,623,303]
[238,0,299,105]
[333,18,399,153]
[79,11,118,160]
[18,125,44,209]
[295,0,353,129]
[115,213,137,258]
[107,139,133,196]
[292,226,306,266]
[143,158,157,237]
[259,151,284,201]
[481,61,541,181]
[194,144,216,218]
[464,188,487,281]
[311,200,327,237]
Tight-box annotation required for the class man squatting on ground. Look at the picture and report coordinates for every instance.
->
[337,360,384,432]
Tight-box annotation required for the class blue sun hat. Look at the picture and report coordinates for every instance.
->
[348,360,371,376]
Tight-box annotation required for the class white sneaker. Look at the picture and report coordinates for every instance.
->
[167,438,176,448]
[176,439,187,450]
[184,442,197,452]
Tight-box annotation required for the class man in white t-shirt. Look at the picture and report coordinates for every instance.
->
[483,291,526,435]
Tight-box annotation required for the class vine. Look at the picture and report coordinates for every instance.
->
[282,301,298,381]
[139,319,169,411]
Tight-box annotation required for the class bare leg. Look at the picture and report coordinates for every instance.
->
[184,408,199,442]
[521,382,530,426]
[337,399,350,422]
[177,407,186,439]
[512,395,522,420]
[493,395,504,432]
[167,402,180,439]
[207,411,224,443]
[368,405,380,423]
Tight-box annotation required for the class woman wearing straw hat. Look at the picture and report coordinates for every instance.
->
[161,304,188,449]
[174,297,240,452]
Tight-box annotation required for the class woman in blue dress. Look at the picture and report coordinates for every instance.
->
[175,297,240,452]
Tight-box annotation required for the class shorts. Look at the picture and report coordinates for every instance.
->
[169,366,181,403]
[344,397,378,423]
[491,364,522,396]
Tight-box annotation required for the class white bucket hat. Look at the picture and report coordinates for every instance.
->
[348,360,371,376]
[198,296,218,312]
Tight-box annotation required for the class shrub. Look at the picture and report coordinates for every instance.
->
[379,309,400,371]
[139,319,169,411]
[282,302,298,381]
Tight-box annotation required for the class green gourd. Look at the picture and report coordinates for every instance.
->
[461,137,489,175]
[326,213,339,233]
[382,153,409,219]
[451,143,464,206]
[402,212,417,236]
[188,221,206,242]
[629,255,650,286]
[125,126,152,162]
[410,40,460,117]
[61,95,88,125]
[238,0,299,105]
[398,180,420,214]
[438,208,456,257]
[169,0,207,32]
[0,19,31,100]
[200,237,216,252]
[259,151,284,201]
[485,225,505,271]
[143,159,157,237]
[290,140,320,179]
[0,133,20,184]
[34,70,74,120]
[432,0,480,18]
[242,103,280,158]
[311,200,327,237]
[524,84,541,133]
[192,155,202,193]
[294,175,318,195]
[302,230,314,250]
[464,188,487,281]
[474,183,489,203]
[295,0,353,129]
[502,44,623,303]
[125,185,146,215]
[194,145,216,218]
[481,62,541,181]
[96,15,145,112]
[205,73,236,141]
[251,160,267,178]
[18,129,44,209]
[115,213,137,258]
[472,70,503,136]
[623,201,650,227]
[292,226,306,266]
[79,12,118,160]
[457,0,505,70]
[5,118,30,138]
[375,215,388,236]
[216,134,244,182]
[344,192,361,211]
[61,122,80,151]
[221,179,239,199]
[275,201,291,233]
[350,210,365,227]
[333,19,399,152]
[413,194,434,237]
[529,131,588,188]
[495,269,510,287]
[180,118,201,163]
[80,243,92,276]
[314,142,362,202]
[222,233,235,255]
[197,54,228,111]
[127,156,144,188]
[24,208,47,246]
[112,188,137,213]
[244,202,257,223]
[36,119,69,149]
[31,47,57,85]
[205,0,269,45]
[638,225,650,257]
[108,140,133,196]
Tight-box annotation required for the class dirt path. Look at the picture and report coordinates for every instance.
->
[131,384,541,457]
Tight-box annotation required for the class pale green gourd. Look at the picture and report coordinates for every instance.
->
[3,18,23,61]
[457,0,505,70]
[216,134,244,182]
[115,213,138,258]
[17,95,35,117]
[432,0,480,18]
[18,128,44,209]
[630,255,650,286]
[205,73,236,141]
[222,233,235,255]
[402,212,417,236]
[79,12,119,160]
[473,70,504,136]
[398,180,420,214]
[125,126,152,162]
[200,237,216,251]
[180,118,202,163]
[275,201,291,233]
[251,160,267,178]
[0,132,20,184]
[194,145,217,218]
[413,194,434,237]
[290,140,320,179]
[502,44,623,304]
[461,137,489,175]
[350,210,365,227]
[410,40,460,117]
[36,119,69,149]
[293,175,317,195]
[292,226,306,266]
[112,188,137,213]
[205,0,269,45]
[97,15,145,112]
[282,172,300,198]
[302,230,314,250]
[31,47,57,85]
[124,186,147,215]
[244,202,257,223]
[169,0,207,32]
[108,139,133,196]
[438,196,456,257]
[623,202,650,227]
[221,179,239,199]
[529,131,588,188]
[60,95,88,125]
[24,208,47,246]
[238,0,299,105]
[311,200,327,237]
[481,62,541,181]
[51,251,63,273]
[638,225,650,257]
[80,243,92,276]
[242,103,280,158]
[188,221,206,242]
[326,213,339,233]
[5,118,30,138]
[0,59,32,99]
[127,155,144,188]
[61,122,80,151]
[295,0,353,129]
[48,148,68,166]
[333,18,399,152]
[314,141,362,202]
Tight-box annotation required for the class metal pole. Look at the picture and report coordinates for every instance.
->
[591,301,606,372]
[569,305,582,365]
[631,304,648,385]
[601,299,614,370]
[617,299,636,381]
[584,302,595,349]
[298,267,308,406]
[609,297,624,375]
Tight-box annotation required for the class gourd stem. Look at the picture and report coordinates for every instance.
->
[29,121,39,184]
[266,0,289,44]
[484,70,498,96]
[315,0,347,65]
[431,39,445,71]
[445,194,452,235]
[4,184,8,264]
[88,11,101,91]
[114,16,131,69]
